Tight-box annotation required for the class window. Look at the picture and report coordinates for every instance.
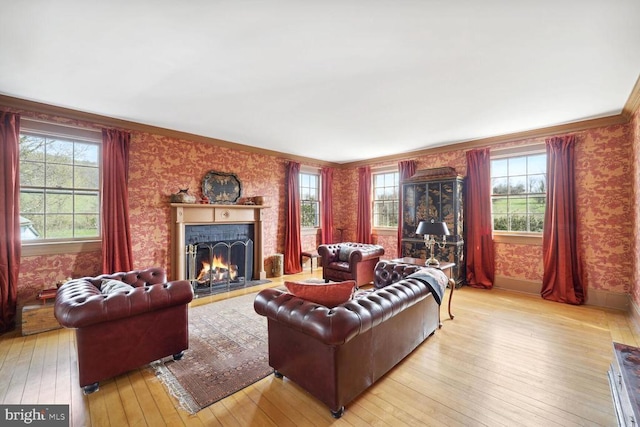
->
[491,153,546,233]
[19,123,101,241]
[373,171,399,228]
[300,172,320,228]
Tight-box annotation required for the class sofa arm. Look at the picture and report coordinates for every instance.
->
[374,261,423,289]
[55,279,194,328]
[254,288,362,345]
[318,244,340,266]
[348,244,385,264]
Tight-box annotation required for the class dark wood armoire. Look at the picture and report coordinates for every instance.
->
[400,167,465,286]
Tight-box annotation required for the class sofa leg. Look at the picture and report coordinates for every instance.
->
[173,351,185,361]
[83,382,99,395]
[331,406,344,418]
[274,370,283,379]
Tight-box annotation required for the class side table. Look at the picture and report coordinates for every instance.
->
[391,257,455,325]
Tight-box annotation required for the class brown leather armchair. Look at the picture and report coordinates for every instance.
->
[54,268,193,394]
[317,242,385,286]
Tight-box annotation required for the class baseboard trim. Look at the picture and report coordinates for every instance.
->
[494,275,629,311]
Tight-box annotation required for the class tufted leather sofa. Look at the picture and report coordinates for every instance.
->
[317,242,385,286]
[54,267,193,394]
[253,262,439,418]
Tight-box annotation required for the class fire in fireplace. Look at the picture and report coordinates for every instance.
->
[185,239,254,292]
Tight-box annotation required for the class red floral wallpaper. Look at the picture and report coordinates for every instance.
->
[7,103,639,306]
[631,107,640,306]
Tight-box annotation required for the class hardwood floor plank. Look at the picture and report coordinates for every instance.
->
[1,276,637,426]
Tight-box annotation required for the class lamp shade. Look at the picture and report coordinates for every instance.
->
[415,220,450,236]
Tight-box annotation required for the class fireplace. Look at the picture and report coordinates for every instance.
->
[170,204,267,285]
[184,223,254,291]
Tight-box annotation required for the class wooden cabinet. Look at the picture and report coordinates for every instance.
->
[609,342,640,426]
[400,168,465,286]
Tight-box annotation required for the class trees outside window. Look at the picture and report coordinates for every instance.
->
[491,153,546,233]
[373,171,399,228]
[300,172,319,228]
[19,132,101,240]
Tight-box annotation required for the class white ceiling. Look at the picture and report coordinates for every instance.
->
[1,1,639,163]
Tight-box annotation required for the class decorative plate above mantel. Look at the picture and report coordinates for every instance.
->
[201,171,242,204]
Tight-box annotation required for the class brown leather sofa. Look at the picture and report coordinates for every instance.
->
[317,242,385,286]
[254,262,442,418]
[54,267,193,394]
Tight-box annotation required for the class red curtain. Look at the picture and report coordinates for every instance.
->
[397,160,416,256]
[284,162,302,274]
[465,148,495,288]
[321,167,334,244]
[356,166,373,244]
[541,135,585,304]
[101,129,133,273]
[0,112,20,333]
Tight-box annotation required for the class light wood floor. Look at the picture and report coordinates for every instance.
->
[1,269,635,426]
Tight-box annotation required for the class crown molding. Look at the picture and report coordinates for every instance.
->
[0,94,338,168]
[1,93,633,171]
[341,113,629,168]
[622,73,640,121]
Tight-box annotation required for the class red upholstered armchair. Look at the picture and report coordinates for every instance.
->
[54,267,193,394]
[317,242,385,286]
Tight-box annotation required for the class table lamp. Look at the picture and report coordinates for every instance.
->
[415,219,450,267]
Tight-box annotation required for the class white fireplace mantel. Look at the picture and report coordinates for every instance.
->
[170,203,268,282]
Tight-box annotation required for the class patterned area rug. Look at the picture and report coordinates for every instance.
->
[152,292,271,414]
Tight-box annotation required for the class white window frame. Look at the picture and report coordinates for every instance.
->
[19,119,102,256]
[299,167,321,230]
[372,166,400,236]
[491,144,546,245]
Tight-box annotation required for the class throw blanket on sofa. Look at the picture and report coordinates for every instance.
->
[406,268,448,304]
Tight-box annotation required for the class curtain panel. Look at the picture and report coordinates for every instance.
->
[284,162,302,274]
[101,129,134,273]
[464,148,495,288]
[356,166,373,244]
[0,112,20,333]
[321,167,334,244]
[397,160,416,256]
[541,135,585,304]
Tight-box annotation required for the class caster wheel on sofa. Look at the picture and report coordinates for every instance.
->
[83,382,99,395]
[274,370,283,379]
[331,407,344,419]
[173,351,185,361]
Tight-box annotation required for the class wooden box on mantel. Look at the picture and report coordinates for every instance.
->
[21,303,61,335]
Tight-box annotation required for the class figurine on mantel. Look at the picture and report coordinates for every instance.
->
[170,188,197,204]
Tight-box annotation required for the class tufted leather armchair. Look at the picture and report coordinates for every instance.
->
[317,242,385,286]
[54,267,193,394]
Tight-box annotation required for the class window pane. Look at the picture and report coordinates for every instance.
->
[47,163,73,188]
[492,197,508,214]
[75,214,100,237]
[508,176,526,194]
[20,161,45,187]
[20,191,44,214]
[74,143,99,166]
[75,166,99,189]
[528,154,546,174]
[46,214,73,238]
[75,193,99,213]
[529,196,546,213]
[528,174,545,193]
[46,139,74,164]
[492,177,508,195]
[508,156,526,172]
[508,196,527,213]
[491,159,508,177]
[20,135,45,161]
[493,215,508,230]
[46,192,73,214]
[509,214,527,231]
[530,214,544,232]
